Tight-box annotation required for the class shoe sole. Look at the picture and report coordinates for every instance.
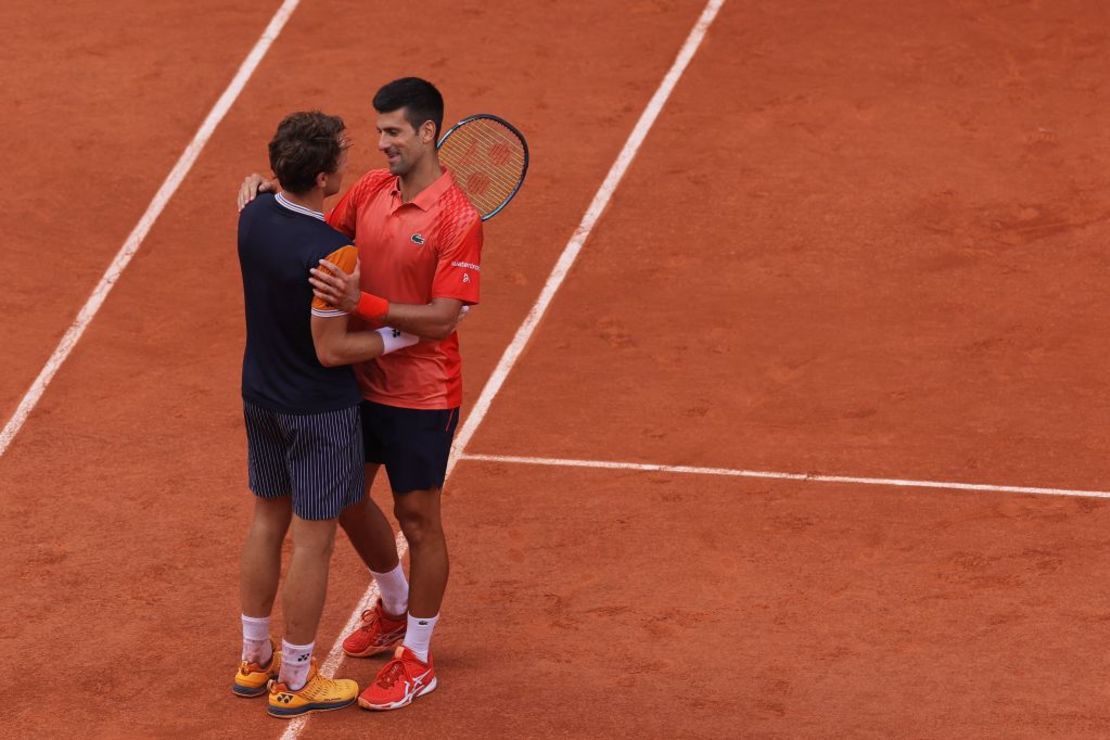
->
[267,697,357,718]
[232,682,271,698]
[357,677,437,711]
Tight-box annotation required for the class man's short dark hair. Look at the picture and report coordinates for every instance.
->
[373,77,444,139]
[268,111,348,194]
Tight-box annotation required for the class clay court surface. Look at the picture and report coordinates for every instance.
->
[2,0,1109,736]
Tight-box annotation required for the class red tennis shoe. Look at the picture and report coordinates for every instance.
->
[357,645,437,711]
[342,600,407,657]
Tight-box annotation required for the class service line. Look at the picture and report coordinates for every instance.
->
[460,453,1110,500]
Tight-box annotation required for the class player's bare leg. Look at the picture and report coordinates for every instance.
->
[339,463,400,573]
[235,496,292,696]
[394,488,448,620]
[240,496,293,619]
[268,515,358,714]
[359,487,445,710]
[283,516,338,644]
[339,462,411,658]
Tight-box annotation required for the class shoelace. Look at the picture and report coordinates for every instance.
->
[358,608,380,632]
[375,657,410,689]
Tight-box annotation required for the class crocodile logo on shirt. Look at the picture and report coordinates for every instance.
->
[410,233,425,245]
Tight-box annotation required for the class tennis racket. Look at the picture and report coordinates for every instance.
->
[437,114,529,221]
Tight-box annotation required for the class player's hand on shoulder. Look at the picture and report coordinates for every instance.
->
[310,258,361,313]
[237,173,275,212]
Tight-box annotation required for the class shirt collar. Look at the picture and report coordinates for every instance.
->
[275,191,325,221]
[389,167,454,212]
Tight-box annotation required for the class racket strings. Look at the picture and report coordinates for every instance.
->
[443,126,525,168]
[439,120,526,216]
[444,135,523,191]
[444,124,525,169]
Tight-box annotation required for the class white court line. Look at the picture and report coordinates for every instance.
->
[459,453,1110,499]
[446,0,726,477]
[0,0,302,458]
[284,0,727,736]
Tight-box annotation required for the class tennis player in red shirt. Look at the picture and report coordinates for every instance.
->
[239,77,481,711]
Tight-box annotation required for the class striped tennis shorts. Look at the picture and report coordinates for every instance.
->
[243,401,364,520]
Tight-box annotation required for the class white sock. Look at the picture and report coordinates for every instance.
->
[370,564,409,617]
[402,613,438,663]
[279,639,314,690]
[241,614,272,664]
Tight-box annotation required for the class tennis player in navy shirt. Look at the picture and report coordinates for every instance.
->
[233,110,417,719]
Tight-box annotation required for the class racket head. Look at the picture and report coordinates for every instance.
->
[437,114,529,221]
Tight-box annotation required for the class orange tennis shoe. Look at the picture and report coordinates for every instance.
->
[267,659,358,718]
[357,646,437,711]
[342,600,407,657]
[232,640,281,697]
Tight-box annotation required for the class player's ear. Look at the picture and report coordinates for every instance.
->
[315,171,328,189]
[420,119,436,145]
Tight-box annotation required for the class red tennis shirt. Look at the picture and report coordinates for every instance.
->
[327,167,482,410]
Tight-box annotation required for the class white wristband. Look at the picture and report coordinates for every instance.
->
[376,327,420,354]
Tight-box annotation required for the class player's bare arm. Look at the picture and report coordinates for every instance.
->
[384,297,464,340]
[311,315,383,367]
[311,315,413,367]
[310,260,467,339]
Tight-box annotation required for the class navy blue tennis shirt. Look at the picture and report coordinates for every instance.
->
[237,192,361,414]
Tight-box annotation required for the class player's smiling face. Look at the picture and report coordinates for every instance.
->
[377,108,433,176]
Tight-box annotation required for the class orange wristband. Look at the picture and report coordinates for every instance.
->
[356,292,389,322]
